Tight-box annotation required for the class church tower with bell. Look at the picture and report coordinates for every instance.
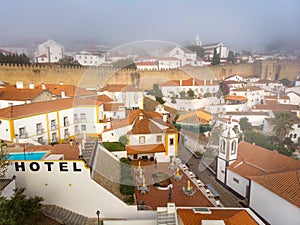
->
[216,121,238,184]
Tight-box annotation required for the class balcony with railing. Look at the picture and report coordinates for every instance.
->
[36,128,44,135]
[19,132,29,139]
[51,124,58,131]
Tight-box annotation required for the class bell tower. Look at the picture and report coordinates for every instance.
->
[216,121,238,184]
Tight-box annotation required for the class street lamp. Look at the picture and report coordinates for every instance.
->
[96,210,100,225]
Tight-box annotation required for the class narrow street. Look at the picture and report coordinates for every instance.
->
[178,141,243,207]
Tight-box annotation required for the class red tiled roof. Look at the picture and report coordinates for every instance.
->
[159,78,218,87]
[100,84,142,92]
[265,95,290,100]
[252,102,299,111]
[231,86,262,92]
[228,142,300,177]
[129,117,163,134]
[36,84,95,97]
[177,208,259,225]
[250,170,300,208]
[126,144,165,155]
[103,103,124,112]
[37,53,48,58]
[97,94,113,102]
[225,95,248,101]
[26,144,80,160]
[0,97,102,119]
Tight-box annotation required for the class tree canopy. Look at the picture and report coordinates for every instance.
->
[185,45,204,58]
[0,188,43,225]
[113,58,136,69]
[239,117,252,132]
[211,48,220,65]
[0,53,31,65]
[271,112,294,143]
[219,81,230,96]
[0,141,9,178]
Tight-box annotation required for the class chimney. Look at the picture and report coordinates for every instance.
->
[107,118,111,129]
[163,114,168,122]
[204,80,206,85]
[192,78,195,86]
[41,83,46,90]
[210,80,213,85]
[26,98,31,104]
[16,81,23,89]
[61,91,66,98]
[59,82,64,86]
[29,82,34,89]
[179,80,182,86]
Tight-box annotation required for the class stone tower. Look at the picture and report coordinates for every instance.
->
[194,34,202,46]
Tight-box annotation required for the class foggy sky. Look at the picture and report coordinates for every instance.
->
[0,0,299,50]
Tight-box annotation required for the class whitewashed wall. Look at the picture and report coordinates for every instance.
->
[6,161,139,219]
[226,170,249,198]
[0,119,12,141]
[250,180,300,225]
[0,179,15,199]
[0,100,25,109]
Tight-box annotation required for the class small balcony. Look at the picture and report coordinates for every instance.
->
[51,124,57,131]
[19,133,28,139]
[36,128,44,135]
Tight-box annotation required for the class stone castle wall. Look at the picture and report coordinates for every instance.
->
[0,59,299,89]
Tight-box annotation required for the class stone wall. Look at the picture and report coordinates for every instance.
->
[0,59,299,89]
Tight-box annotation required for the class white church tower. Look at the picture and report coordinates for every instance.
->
[216,121,238,184]
[194,34,202,46]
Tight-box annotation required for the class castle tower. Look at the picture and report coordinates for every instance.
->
[216,121,238,184]
[194,34,202,46]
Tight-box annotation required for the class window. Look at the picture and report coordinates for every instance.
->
[169,138,174,146]
[113,112,117,116]
[139,136,145,144]
[221,139,226,153]
[298,124,300,128]
[294,134,297,138]
[231,140,236,154]
[80,113,86,121]
[233,178,239,184]
[52,133,57,142]
[51,120,56,130]
[19,127,27,138]
[37,137,43,144]
[81,125,86,131]
[74,114,78,122]
[221,170,225,174]
[156,135,162,143]
[63,117,68,126]
[36,123,43,134]
[64,129,69,138]
[75,125,79,133]
[290,134,293,138]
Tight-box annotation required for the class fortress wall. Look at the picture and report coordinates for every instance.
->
[0,60,299,90]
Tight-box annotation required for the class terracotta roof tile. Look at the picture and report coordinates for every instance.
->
[231,86,262,92]
[250,170,300,208]
[0,97,102,119]
[25,144,80,160]
[228,142,300,177]
[177,208,259,225]
[225,95,248,101]
[103,103,125,112]
[100,84,142,92]
[160,78,218,87]
[96,94,113,102]
[253,102,299,111]
[36,84,95,97]
[177,109,212,125]
[126,144,165,155]
[135,61,158,66]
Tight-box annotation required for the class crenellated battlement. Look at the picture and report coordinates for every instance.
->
[0,59,299,89]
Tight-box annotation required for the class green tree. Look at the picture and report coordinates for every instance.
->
[0,141,9,178]
[279,78,291,87]
[203,92,212,98]
[239,117,252,132]
[113,58,136,69]
[0,188,43,225]
[212,48,220,65]
[187,89,195,99]
[0,52,31,65]
[271,112,294,145]
[179,91,186,99]
[58,57,80,66]
[185,45,204,58]
[119,135,128,146]
[227,50,235,63]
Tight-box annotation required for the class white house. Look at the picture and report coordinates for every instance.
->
[102,110,178,162]
[34,39,64,63]
[135,61,158,70]
[230,86,265,107]
[216,124,300,225]
[0,96,119,144]
[99,84,143,110]
[224,75,244,82]
[252,79,283,92]
[286,91,300,105]
[73,51,105,66]
[159,78,219,98]
[164,46,202,67]
[158,57,181,69]
[202,42,229,62]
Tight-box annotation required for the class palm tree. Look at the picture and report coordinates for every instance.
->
[271,112,294,145]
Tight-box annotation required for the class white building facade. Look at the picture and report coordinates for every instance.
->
[34,39,64,63]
